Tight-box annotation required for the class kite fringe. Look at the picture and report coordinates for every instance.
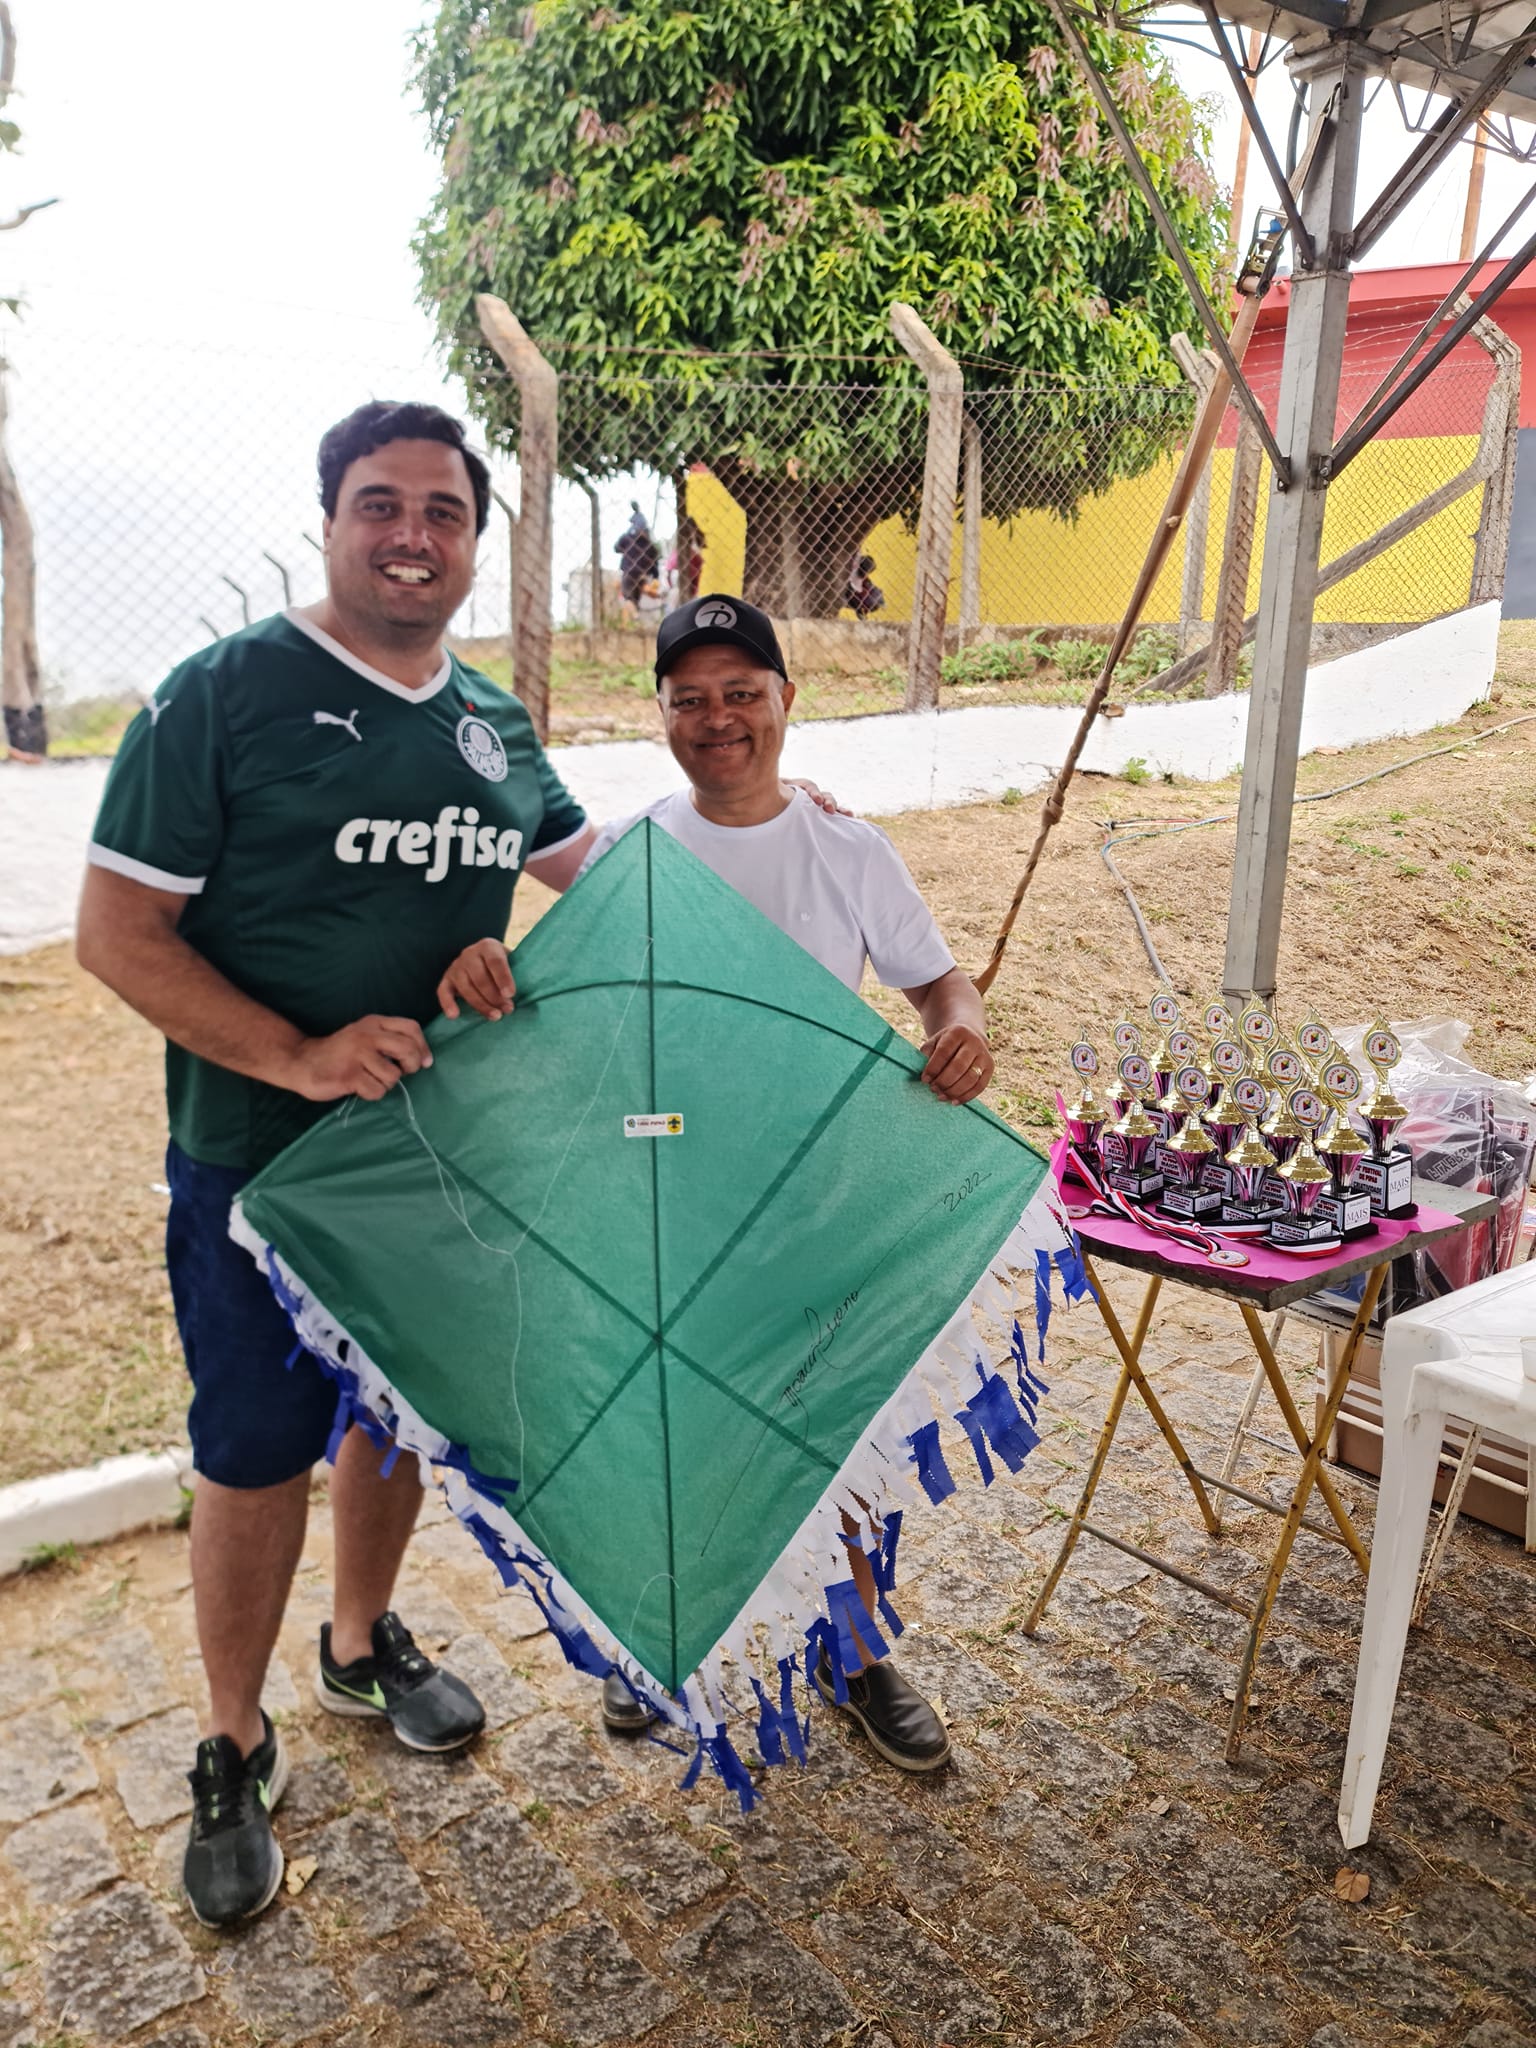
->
[230,1184,1086,1808]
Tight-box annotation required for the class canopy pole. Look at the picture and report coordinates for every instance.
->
[1222,53,1365,1004]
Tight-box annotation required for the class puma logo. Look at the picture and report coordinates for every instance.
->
[314,708,362,743]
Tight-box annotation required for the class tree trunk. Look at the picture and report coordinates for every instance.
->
[0,357,45,758]
[712,459,913,618]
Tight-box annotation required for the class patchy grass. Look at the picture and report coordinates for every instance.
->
[4,628,1535,1482]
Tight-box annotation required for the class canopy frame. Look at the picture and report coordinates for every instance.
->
[1047,0,1536,999]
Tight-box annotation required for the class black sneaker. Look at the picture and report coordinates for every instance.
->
[601,1670,658,1732]
[183,1712,289,1928]
[813,1649,951,1772]
[316,1611,485,1752]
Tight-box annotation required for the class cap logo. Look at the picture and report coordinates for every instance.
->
[694,600,738,629]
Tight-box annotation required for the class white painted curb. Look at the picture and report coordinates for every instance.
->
[0,1446,194,1577]
[557,601,1502,821]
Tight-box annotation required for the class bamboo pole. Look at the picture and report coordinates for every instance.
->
[973,289,1265,995]
[1460,120,1490,265]
[1171,334,1217,654]
[1227,29,1265,258]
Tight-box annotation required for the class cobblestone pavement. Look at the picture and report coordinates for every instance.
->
[2,1285,1535,2048]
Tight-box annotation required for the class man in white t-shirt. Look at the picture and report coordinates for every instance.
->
[582,595,994,1101]
[593,595,997,1772]
[439,594,994,1773]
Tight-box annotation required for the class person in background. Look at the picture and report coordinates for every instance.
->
[847,551,886,619]
[614,502,659,619]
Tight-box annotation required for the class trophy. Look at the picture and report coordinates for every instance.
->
[1295,1015,1335,1084]
[1153,1028,1201,1138]
[1259,1046,1306,1179]
[1267,1086,1338,1247]
[1062,1039,1106,1184]
[1222,1077,1280,1226]
[1144,992,1182,1131]
[1202,1038,1250,1202]
[1149,990,1182,1031]
[1098,1052,1165,1201]
[1354,1022,1414,1216]
[1314,1055,1373,1238]
[1238,998,1277,1068]
[1106,1018,1140,1121]
[1158,1064,1222,1221]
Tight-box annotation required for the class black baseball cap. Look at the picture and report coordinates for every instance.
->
[654,593,787,687]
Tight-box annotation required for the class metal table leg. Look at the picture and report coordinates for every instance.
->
[1023,1257,1220,1635]
[1223,1266,1386,1760]
[1237,1302,1370,1577]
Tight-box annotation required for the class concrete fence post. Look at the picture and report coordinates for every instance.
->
[476,294,557,743]
[891,303,963,709]
[1170,334,1218,657]
[489,487,519,675]
[1209,413,1263,696]
[1467,304,1520,607]
[960,411,983,641]
[0,355,44,759]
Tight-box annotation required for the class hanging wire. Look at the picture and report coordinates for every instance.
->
[1096,711,1536,977]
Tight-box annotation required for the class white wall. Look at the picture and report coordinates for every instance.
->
[3,604,1499,955]
[562,602,1501,822]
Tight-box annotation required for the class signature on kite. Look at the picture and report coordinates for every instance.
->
[782,1289,862,1405]
[941,1170,993,1214]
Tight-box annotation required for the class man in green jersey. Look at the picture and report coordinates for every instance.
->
[77,401,602,1927]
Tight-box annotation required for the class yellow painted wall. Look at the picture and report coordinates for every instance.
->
[688,434,1480,630]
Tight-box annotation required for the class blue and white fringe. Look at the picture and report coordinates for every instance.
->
[230,1185,1088,1807]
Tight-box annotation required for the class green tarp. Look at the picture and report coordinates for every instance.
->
[235,821,1058,1746]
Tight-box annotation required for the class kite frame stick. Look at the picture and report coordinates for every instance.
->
[971,286,1265,996]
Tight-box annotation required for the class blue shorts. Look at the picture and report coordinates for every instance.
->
[165,1141,339,1489]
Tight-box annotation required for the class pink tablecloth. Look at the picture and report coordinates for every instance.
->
[1048,1134,1459,1289]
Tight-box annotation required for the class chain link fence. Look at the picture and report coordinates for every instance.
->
[4,325,517,750]
[1132,326,1507,702]
[3,315,1514,754]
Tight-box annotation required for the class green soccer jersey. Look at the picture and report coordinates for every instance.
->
[89,611,588,1169]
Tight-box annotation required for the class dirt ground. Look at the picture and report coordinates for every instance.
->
[3,628,1535,1488]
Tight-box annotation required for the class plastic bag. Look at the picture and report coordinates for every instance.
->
[1333,1018,1536,1309]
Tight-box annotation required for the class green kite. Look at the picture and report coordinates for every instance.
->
[233,822,1081,1793]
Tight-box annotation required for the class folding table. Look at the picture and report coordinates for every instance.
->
[1022,1178,1496,1759]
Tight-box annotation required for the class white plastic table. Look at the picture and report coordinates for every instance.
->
[1338,1258,1536,1847]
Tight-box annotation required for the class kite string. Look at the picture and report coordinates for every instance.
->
[390,938,656,1509]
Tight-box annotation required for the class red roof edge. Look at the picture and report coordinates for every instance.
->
[1254,259,1534,323]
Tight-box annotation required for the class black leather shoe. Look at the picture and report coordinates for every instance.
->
[601,1671,658,1732]
[814,1650,951,1772]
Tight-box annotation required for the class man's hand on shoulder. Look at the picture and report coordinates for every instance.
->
[437,938,516,1021]
[285,1016,434,1103]
[786,778,853,818]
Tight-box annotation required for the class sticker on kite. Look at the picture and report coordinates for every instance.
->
[625,1113,684,1137]
[232,821,1082,1803]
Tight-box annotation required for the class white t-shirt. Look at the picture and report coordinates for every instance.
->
[579,787,956,994]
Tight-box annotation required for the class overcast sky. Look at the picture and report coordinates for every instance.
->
[8,3,1533,694]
